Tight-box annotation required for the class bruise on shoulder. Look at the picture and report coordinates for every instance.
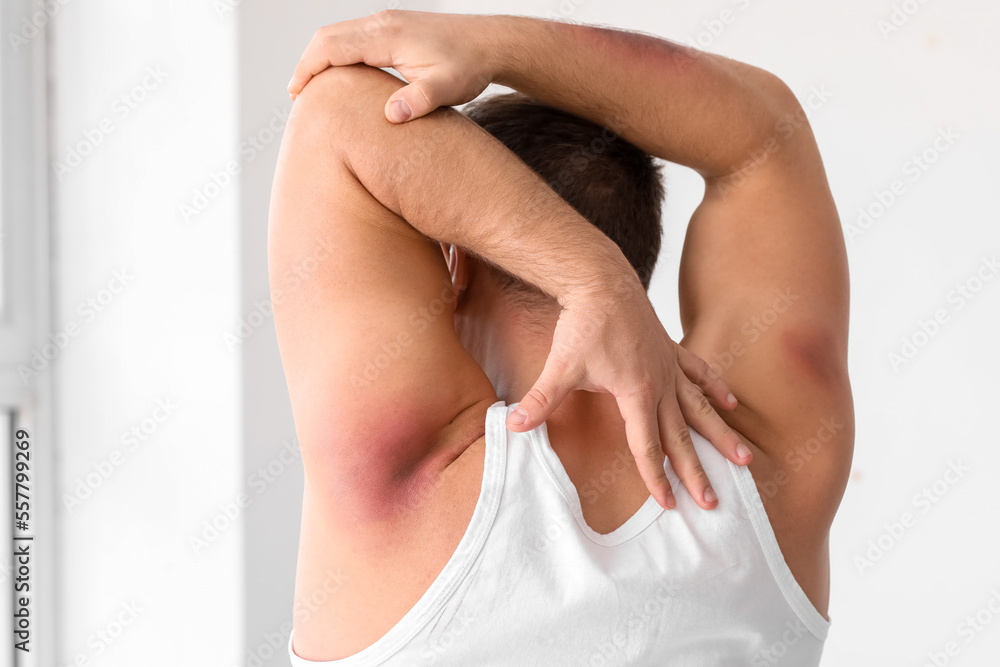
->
[302,395,490,524]
[300,399,440,520]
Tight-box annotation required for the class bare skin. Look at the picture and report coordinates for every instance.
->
[272,12,854,661]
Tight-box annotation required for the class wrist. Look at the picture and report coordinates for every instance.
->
[482,15,535,88]
[558,252,645,312]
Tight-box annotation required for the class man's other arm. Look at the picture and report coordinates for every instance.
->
[489,17,854,507]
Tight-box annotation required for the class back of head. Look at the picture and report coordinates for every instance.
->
[461,92,665,304]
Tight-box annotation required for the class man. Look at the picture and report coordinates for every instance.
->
[270,10,853,665]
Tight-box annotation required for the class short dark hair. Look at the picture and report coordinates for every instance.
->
[461,92,664,303]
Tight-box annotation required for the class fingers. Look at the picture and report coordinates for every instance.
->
[288,14,397,98]
[677,378,752,466]
[676,345,737,410]
[616,394,675,510]
[658,397,718,510]
[384,76,449,123]
[506,355,575,433]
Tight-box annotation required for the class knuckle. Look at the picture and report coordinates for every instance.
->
[370,9,393,26]
[319,31,339,50]
[671,425,695,450]
[683,354,707,382]
[692,392,715,420]
[642,438,664,460]
[698,363,718,387]
[413,80,436,109]
[688,462,708,481]
[370,9,400,35]
[703,361,721,383]
[525,386,553,411]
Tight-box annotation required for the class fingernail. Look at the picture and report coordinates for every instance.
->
[388,99,411,123]
[508,409,527,426]
[704,487,717,504]
[727,392,737,406]
[736,442,751,460]
[664,492,676,510]
[287,78,295,93]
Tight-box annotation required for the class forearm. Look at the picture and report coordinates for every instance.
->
[485,15,796,178]
[305,64,639,306]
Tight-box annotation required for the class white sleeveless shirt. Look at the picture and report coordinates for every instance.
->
[290,400,830,666]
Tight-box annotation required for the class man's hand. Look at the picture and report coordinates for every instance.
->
[288,10,492,123]
[510,277,748,510]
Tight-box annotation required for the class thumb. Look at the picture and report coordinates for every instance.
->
[506,357,576,432]
[384,77,448,123]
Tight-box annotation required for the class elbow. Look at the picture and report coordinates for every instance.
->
[285,64,391,148]
[754,69,821,141]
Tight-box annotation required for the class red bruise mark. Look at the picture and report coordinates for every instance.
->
[575,22,702,74]
[778,327,846,387]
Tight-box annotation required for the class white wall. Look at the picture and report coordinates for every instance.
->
[50,1,243,664]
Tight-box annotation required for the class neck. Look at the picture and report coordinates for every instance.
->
[454,291,629,458]
[451,273,652,530]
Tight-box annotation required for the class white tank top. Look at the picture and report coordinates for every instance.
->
[289,400,830,666]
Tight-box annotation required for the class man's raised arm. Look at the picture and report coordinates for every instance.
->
[274,63,747,511]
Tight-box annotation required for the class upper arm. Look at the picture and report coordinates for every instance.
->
[267,67,496,515]
[678,81,854,524]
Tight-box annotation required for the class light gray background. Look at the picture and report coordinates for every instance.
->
[41,0,999,665]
